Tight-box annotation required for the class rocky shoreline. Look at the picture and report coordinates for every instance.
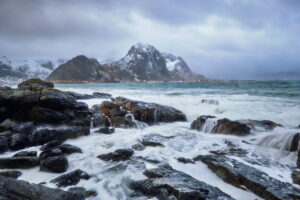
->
[0,78,300,199]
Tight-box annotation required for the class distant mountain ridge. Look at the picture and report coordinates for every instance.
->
[0,56,66,84]
[0,43,206,83]
[47,43,205,82]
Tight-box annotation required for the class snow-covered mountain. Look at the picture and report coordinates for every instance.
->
[47,43,206,83]
[0,56,66,84]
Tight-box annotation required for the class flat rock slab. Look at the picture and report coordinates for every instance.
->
[195,154,300,200]
[130,165,234,200]
[0,156,39,169]
[0,175,84,200]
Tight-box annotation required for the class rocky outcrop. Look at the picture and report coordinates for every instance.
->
[98,97,186,128]
[66,91,112,100]
[129,165,234,200]
[194,154,300,200]
[0,175,84,200]
[18,78,54,91]
[0,79,91,154]
[191,115,250,135]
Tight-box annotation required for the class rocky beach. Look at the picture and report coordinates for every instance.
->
[0,78,299,199]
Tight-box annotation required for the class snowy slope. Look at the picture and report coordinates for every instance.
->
[0,56,67,83]
[161,53,205,81]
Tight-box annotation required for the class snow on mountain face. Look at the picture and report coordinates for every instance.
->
[0,56,67,83]
[161,53,205,81]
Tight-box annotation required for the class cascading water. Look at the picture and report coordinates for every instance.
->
[202,118,218,133]
[153,107,158,123]
[125,112,148,129]
[90,117,94,129]
[257,132,300,152]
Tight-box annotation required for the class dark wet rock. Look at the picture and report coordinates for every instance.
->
[104,163,128,174]
[195,154,300,200]
[297,150,300,168]
[0,81,91,128]
[0,175,84,200]
[11,121,35,135]
[201,99,219,105]
[212,119,250,135]
[40,156,69,173]
[39,148,64,161]
[191,115,250,135]
[59,144,82,154]
[92,92,112,99]
[30,106,70,124]
[92,114,106,127]
[190,115,216,130]
[67,91,112,100]
[0,170,22,179]
[0,132,9,153]
[238,119,281,131]
[9,133,28,150]
[0,156,39,169]
[68,187,97,198]
[292,170,300,185]
[0,119,17,131]
[13,150,37,157]
[290,133,300,152]
[51,169,90,187]
[97,127,115,134]
[176,157,195,164]
[131,143,146,151]
[141,140,164,147]
[130,165,234,200]
[97,149,134,162]
[112,97,187,124]
[18,78,54,91]
[29,126,89,146]
[40,140,62,151]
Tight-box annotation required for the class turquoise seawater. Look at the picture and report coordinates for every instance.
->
[56,80,300,99]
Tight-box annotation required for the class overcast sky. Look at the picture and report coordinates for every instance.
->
[0,0,300,80]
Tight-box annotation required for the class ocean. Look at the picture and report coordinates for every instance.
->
[3,80,300,199]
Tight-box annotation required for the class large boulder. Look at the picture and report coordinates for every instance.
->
[0,175,84,200]
[29,126,89,146]
[17,78,54,91]
[97,149,134,162]
[194,154,300,200]
[130,165,234,200]
[191,115,250,135]
[99,97,186,128]
[50,169,90,187]
[40,156,69,173]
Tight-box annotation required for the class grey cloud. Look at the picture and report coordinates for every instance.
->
[0,0,299,79]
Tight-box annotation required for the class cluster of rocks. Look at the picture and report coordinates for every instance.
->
[95,96,187,129]
[0,79,98,199]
